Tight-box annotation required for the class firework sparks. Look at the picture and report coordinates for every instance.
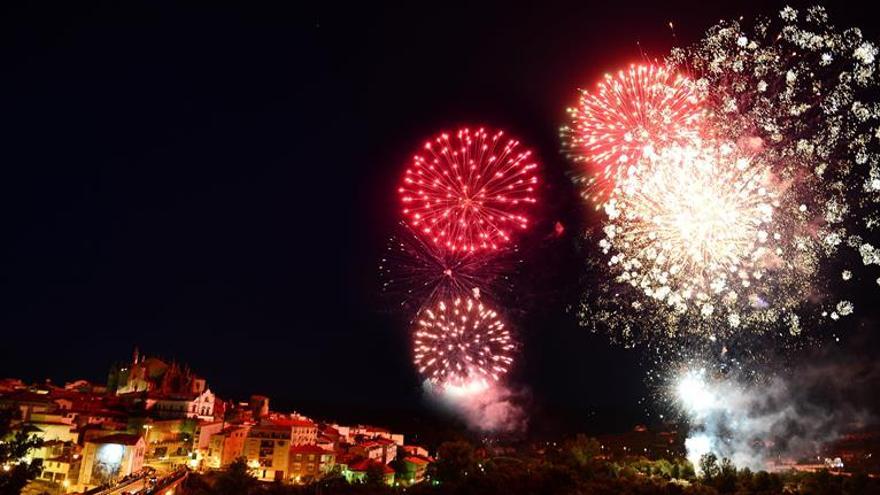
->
[599,139,812,330]
[413,296,515,388]
[577,5,880,344]
[379,222,515,313]
[564,64,704,204]
[399,127,539,252]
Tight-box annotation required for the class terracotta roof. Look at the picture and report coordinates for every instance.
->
[91,434,143,446]
[250,423,291,432]
[348,458,394,474]
[270,418,315,428]
[290,444,334,455]
[403,456,431,465]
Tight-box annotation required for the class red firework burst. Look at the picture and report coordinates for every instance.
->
[399,127,539,252]
[413,296,515,387]
[566,64,704,203]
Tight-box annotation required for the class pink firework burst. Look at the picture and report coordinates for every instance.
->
[399,127,539,252]
[413,296,515,388]
[566,64,704,203]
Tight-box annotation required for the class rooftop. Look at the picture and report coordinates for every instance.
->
[90,433,143,446]
[348,458,394,474]
[290,444,334,455]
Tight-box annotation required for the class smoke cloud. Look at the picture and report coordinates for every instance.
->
[423,380,528,432]
[678,357,879,471]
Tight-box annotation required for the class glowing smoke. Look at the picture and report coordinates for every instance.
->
[424,380,527,432]
[674,359,879,472]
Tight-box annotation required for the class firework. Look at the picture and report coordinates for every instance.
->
[578,5,880,343]
[379,222,515,313]
[666,5,880,307]
[413,296,515,389]
[563,64,704,204]
[399,127,539,252]
[599,139,816,331]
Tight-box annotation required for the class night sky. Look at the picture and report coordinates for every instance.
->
[2,1,878,436]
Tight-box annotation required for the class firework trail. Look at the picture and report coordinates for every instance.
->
[379,221,516,315]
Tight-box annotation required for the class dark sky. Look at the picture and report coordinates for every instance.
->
[1,1,878,436]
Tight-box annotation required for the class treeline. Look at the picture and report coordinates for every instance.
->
[182,435,878,495]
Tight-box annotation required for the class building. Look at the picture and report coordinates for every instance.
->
[108,348,210,400]
[371,437,398,464]
[399,455,431,485]
[243,424,292,481]
[206,425,250,469]
[349,440,385,463]
[344,458,395,485]
[349,425,404,446]
[288,444,335,482]
[193,420,225,451]
[249,395,270,420]
[268,416,317,446]
[78,434,146,489]
[0,390,57,421]
[39,451,82,488]
[149,389,216,420]
[31,439,82,488]
[24,415,79,443]
[0,378,26,393]
[401,445,429,458]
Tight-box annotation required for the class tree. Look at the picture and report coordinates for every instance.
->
[715,457,738,493]
[562,435,601,468]
[365,463,387,487]
[213,457,257,495]
[433,440,476,484]
[698,453,720,482]
[652,459,673,478]
[680,461,696,480]
[0,411,44,495]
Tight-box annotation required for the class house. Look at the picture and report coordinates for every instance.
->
[78,434,145,489]
[243,424,292,481]
[399,455,432,485]
[345,458,395,485]
[268,416,317,446]
[206,425,250,468]
[39,452,82,488]
[288,444,335,482]
[194,420,225,451]
[24,417,78,443]
[149,389,216,420]
[0,390,57,421]
[401,445,429,458]
[349,440,385,463]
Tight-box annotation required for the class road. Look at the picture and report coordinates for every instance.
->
[92,469,187,495]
